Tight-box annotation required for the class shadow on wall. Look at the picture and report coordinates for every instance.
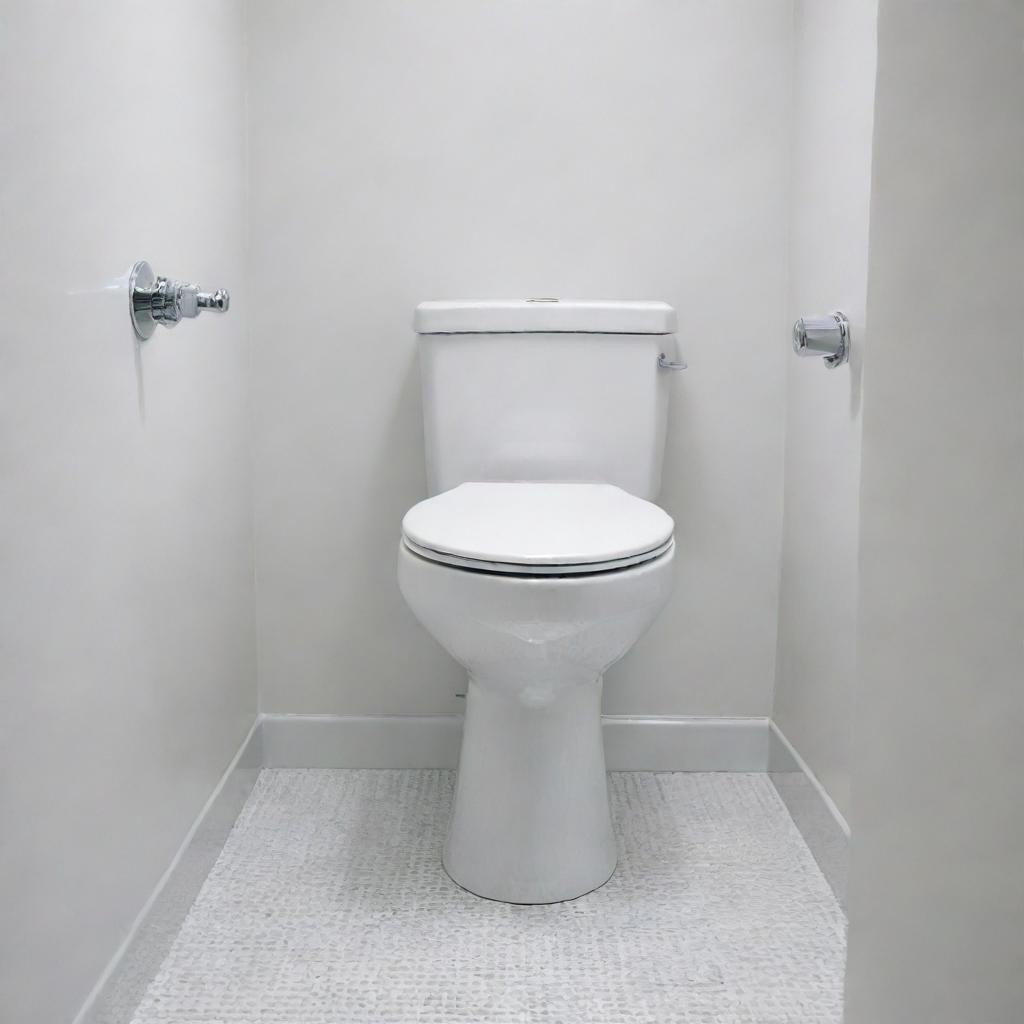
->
[355,351,457,678]
[848,315,864,421]
[605,348,703,713]
[64,267,149,420]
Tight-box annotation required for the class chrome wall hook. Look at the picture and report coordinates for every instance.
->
[130,260,230,340]
[792,311,850,368]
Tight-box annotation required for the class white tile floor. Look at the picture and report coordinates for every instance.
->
[130,770,845,1024]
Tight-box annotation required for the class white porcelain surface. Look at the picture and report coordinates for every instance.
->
[447,679,617,904]
[402,482,674,567]
[404,277,683,902]
[398,542,674,902]
[418,330,672,500]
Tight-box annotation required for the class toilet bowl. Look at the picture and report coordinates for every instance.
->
[400,298,681,904]
[399,481,675,903]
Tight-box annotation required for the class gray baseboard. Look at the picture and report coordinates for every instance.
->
[768,722,850,908]
[74,720,263,1024]
[260,713,771,772]
[603,715,769,771]
[261,713,464,768]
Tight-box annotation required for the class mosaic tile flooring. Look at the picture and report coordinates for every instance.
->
[130,770,846,1024]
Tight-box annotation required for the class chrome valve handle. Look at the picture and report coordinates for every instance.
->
[129,260,230,340]
[196,288,230,313]
[792,310,850,369]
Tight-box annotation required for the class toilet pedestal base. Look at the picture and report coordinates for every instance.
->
[443,676,617,904]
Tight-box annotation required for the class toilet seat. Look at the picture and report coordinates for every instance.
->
[401,482,675,576]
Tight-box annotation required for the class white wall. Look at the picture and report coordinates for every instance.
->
[0,4,255,1022]
[773,0,877,819]
[248,0,793,718]
[844,1,1024,1020]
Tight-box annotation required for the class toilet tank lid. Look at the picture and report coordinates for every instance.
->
[414,299,676,335]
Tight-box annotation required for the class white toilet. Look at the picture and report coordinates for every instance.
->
[398,299,679,904]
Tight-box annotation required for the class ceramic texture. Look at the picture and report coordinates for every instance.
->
[129,769,846,1024]
[398,544,674,902]
[418,328,671,500]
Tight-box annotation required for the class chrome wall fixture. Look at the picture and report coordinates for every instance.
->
[792,311,850,368]
[129,260,230,340]
[658,351,687,371]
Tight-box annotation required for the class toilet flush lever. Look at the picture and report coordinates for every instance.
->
[658,352,687,371]
[129,260,230,340]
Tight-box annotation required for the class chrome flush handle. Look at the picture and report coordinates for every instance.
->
[658,352,687,371]
[129,260,230,340]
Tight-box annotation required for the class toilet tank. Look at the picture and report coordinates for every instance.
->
[414,300,678,500]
